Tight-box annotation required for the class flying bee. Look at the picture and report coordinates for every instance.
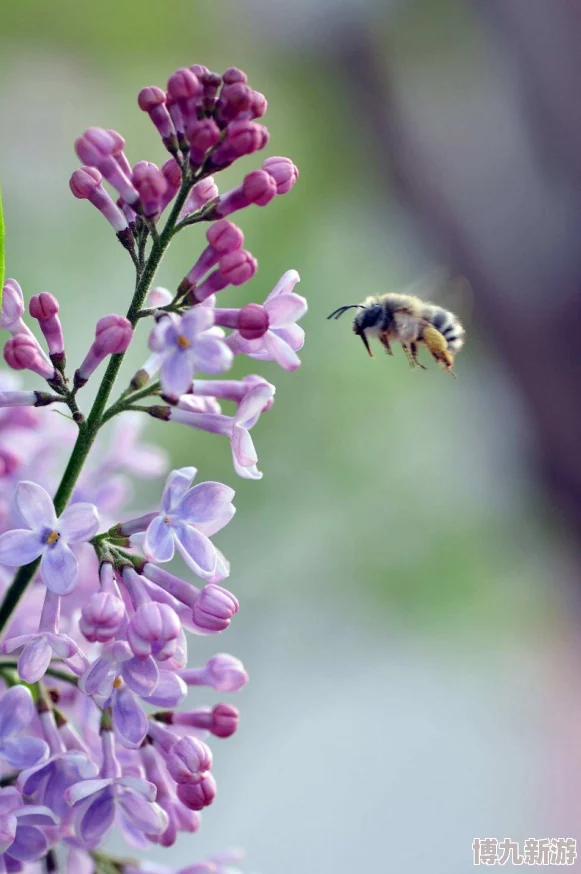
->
[328,288,466,376]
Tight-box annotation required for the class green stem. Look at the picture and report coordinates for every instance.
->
[0,173,196,636]
[101,380,161,424]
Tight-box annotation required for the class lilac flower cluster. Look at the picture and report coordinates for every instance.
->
[0,62,304,874]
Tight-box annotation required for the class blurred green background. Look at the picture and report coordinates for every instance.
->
[2,0,581,871]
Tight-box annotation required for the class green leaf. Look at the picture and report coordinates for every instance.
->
[0,182,4,308]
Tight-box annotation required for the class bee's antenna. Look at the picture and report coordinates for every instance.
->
[327,305,365,320]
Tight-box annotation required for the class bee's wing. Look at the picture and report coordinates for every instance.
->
[401,268,473,323]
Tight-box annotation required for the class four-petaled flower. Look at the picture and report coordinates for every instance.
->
[144,467,235,578]
[0,787,58,868]
[228,269,306,370]
[149,309,233,398]
[0,481,99,594]
[65,773,168,848]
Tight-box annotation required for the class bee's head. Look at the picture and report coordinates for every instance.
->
[327,303,379,358]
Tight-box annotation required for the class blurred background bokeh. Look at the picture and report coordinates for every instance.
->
[2,0,581,870]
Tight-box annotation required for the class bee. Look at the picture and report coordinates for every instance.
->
[328,290,466,376]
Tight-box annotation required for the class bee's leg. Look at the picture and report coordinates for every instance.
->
[420,323,456,376]
[410,341,427,370]
[401,344,415,368]
[379,332,393,355]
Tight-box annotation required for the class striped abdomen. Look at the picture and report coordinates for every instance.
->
[425,306,465,354]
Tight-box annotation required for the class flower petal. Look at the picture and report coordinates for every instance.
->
[0,529,43,567]
[263,329,301,370]
[18,637,52,684]
[181,307,214,339]
[15,481,56,531]
[173,522,217,578]
[112,686,148,749]
[58,503,99,542]
[160,349,195,398]
[142,671,187,708]
[265,269,300,302]
[144,517,175,563]
[148,317,175,353]
[176,481,235,526]
[0,737,49,770]
[5,824,48,861]
[40,541,78,594]
[117,790,168,836]
[121,655,159,697]
[264,291,307,327]
[231,426,258,468]
[235,384,274,428]
[160,467,197,514]
[0,685,35,738]
[81,657,114,697]
[78,788,116,847]
[194,505,236,538]
[193,335,233,375]
[273,323,305,351]
[65,778,112,807]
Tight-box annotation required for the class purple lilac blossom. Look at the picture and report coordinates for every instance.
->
[0,482,99,594]
[0,58,303,873]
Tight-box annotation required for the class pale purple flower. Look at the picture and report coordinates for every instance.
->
[0,481,99,594]
[227,269,306,370]
[80,590,126,643]
[19,751,99,822]
[126,602,181,662]
[144,467,235,578]
[149,310,233,398]
[65,729,168,848]
[170,384,275,479]
[0,787,58,868]
[1,279,28,335]
[139,743,200,847]
[0,590,88,682]
[0,686,49,771]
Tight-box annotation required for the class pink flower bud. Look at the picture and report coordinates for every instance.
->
[95,314,133,354]
[74,128,138,205]
[219,249,257,286]
[167,68,202,129]
[216,83,251,125]
[248,90,268,119]
[70,167,129,233]
[209,703,239,738]
[238,303,269,340]
[166,736,213,784]
[107,129,133,179]
[192,583,239,633]
[69,166,101,198]
[126,602,181,661]
[75,314,132,386]
[29,293,64,357]
[227,120,269,158]
[4,334,55,380]
[243,169,277,206]
[180,654,249,692]
[138,86,177,153]
[80,592,125,643]
[206,220,244,253]
[190,64,209,78]
[132,161,167,218]
[160,158,182,212]
[263,155,299,194]
[1,279,26,332]
[29,293,58,321]
[182,177,219,218]
[176,772,217,811]
[186,118,221,168]
[222,67,247,85]
[201,71,222,114]
[74,127,115,165]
